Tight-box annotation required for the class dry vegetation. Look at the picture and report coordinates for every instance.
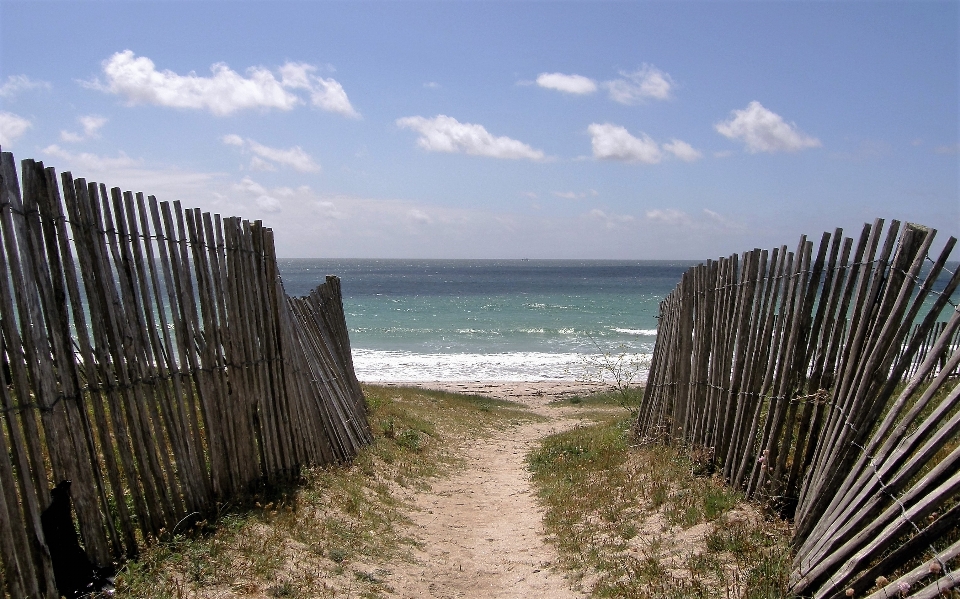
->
[110,385,796,599]
[112,385,538,599]
[533,390,793,598]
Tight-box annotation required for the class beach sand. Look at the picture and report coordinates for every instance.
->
[371,379,616,408]
[362,380,621,598]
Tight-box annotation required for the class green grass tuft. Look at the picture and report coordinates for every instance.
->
[528,416,793,598]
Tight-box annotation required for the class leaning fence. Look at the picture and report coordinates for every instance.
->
[637,219,959,598]
[0,150,373,598]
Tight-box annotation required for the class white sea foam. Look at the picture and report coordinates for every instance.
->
[353,349,652,382]
[612,327,658,336]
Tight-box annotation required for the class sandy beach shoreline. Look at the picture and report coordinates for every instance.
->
[363,380,620,406]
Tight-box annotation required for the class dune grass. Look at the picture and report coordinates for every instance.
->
[112,385,537,599]
[528,412,793,598]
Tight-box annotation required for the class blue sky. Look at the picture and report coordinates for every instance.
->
[1,1,957,259]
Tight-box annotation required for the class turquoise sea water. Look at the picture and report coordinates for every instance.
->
[277,260,695,381]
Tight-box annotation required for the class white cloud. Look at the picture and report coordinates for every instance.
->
[396,115,545,161]
[315,200,346,220]
[586,208,636,230]
[95,51,298,115]
[715,101,821,153]
[702,208,742,230]
[0,112,32,146]
[588,128,706,166]
[229,177,284,213]
[222,135,320,172]
[256,195,282,213]
[311,78,357,118]
[277,62,313,89]
[0,75,50,98]
[279,63,359,118]
[646,209,691,226]
[38,145,224,204]
[934,144,959,155]
[249,156,277,171]
[247,141,319,173]
[61,115,109,143]
[234,176,267,196]
[644,208,743,232]
[587,123,662,164]
[80,115,108,137]
[424,82,440,89]
[42,144,141,170]
[536,73,597,95]
[603,65,674,104]
[92,51,358,118]
[662,139,702,162]
[408,209,433,224]
[553,189,598,200]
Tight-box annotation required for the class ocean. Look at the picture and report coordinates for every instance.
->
[277,259,695,382]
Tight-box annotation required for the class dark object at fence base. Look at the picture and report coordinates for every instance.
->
[41,480,116,597]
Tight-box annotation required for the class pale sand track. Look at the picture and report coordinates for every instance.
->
[373,381,611,599]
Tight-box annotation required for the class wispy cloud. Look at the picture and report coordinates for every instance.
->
[0,112,32,146]
[408,209,433,225]
[61,115,108,143]
[586,208,636,230]
[80,115,108,137]
[42,144,141,170]
[603,65,674,104]
[37,145,225,205]
[536,72,597,95]
[702,209,743,230]
[222,135,321,173]
[934,143,959,155]
[715,101,820,153]
[59,131,84,143]
[396,115,545,161]
[552,189,598,200]
[246,140,320,173]
[662,139,702,162]
[0,75,50,98]
[645,208,743,231]
[232,176,283,213]
[249,156,277,172]
[88,50,358,118]
[38,145,227,207]
[646,208,691,226]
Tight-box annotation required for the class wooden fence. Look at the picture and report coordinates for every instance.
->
[0,150,372,598]
[637,219,959,598]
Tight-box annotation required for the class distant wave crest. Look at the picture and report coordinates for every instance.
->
[352,349,652,382]
[612,328,658,336]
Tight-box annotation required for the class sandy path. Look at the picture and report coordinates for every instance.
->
[376,382,609,599]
